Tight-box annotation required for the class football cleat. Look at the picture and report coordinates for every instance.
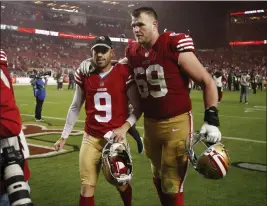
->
[102,141,133,186]
[186,132,230,180]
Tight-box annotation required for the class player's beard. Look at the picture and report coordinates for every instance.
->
[135,33,152,48]
[96,57,112,70]
[135,35,145,44]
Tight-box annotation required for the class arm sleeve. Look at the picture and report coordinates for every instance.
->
[126,83,142,127]
[61,85,85,139]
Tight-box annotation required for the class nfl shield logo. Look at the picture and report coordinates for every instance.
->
[145,52,149,57]
[100,81,104,86]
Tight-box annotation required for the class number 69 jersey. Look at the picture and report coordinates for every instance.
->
[75,62,133,138]
[126,32,194,120]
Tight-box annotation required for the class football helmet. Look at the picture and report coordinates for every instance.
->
[186,133,230,180]
[102,142,133,187]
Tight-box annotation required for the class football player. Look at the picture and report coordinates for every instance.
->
[122,7,221,206]
[54,36,141,206]
[0,49,32,205]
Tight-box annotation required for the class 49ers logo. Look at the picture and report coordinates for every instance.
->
[23,124,83,159]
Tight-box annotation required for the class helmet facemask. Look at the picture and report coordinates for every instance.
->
[102,142,133,187]
[186,133,230,180]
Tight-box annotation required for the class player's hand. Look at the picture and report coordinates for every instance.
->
[79,58,96,77]
[113,123,131,143]
[199,123,221,143]
[113,128,127,143]
[54,138,66,151]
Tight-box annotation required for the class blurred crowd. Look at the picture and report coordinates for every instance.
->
[1,30,126,79]
[1,3,132,37]
[2,29,265,78]
[1,2,265,86]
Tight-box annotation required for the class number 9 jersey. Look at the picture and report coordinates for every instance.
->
[126,32,195,119]
[74,61,133,138]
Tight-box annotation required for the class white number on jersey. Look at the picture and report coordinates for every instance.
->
[134,64,168,98]
[94,92,112,122]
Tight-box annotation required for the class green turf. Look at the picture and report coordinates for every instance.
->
[14,85,266,206]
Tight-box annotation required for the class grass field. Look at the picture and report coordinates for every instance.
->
[14,85,266,206]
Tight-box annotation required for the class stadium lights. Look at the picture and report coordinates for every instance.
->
[111,2,120,5]
[51,7,79,13]
[102,1,120,5]
[69,6,79,9]
[60,5,69,8]
[0,23,132,43]
[34,1,43,4]
[230,9,267,16]
[229,40,267,46]
[47,3,57,7]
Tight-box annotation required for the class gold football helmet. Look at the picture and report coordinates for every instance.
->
[186,133,230,180]
[102,142,133,187]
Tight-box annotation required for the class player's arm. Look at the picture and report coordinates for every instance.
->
[54,85,85,150]
[126,83,142,125]
[171,34,220,143]
[179,53,221,143]
[62,85,85,138]
[113,66,141,142]
[54,61,86,149]
[178,53,217,109]
[112,83,141,143]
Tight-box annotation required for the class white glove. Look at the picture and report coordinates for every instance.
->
[199,123,221,143]
[79,58,96,76]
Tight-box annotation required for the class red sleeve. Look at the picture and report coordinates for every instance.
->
[125,44,131,60]
[0,50,22,138]
[0,49,8,67]
[117,63,134,89]
[169,33,195,54]
[125,41,138,69]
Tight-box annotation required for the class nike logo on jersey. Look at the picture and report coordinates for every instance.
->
[172,128,180,132]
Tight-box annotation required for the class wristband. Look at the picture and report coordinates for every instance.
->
[126,113,137,127]
[204,106,220,127]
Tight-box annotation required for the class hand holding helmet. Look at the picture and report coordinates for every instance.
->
[186,132,230,180]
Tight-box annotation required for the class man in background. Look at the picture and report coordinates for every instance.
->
[31,74,48,121]
[68,71,75,90]
[240,71,250,104]
[213,70,223,103]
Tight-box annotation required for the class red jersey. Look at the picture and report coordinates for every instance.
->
[126,32,195,119]
[0,49,22,138]
[75,62,133,138]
